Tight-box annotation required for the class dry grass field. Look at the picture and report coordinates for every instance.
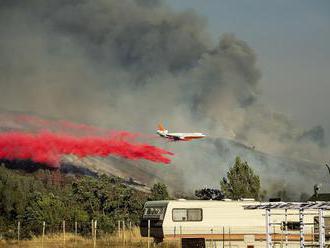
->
[0,228,180,248]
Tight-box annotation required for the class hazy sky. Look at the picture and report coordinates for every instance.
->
[167,0,330,141]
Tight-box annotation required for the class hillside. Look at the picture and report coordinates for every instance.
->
[0,109,327,198]
[0,110,181,192]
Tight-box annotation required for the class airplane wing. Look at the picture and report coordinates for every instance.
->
[166,134,185,140]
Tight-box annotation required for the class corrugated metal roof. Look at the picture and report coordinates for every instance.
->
[244,202,330,210]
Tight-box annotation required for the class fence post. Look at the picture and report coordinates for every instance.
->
[118,220,121,237]
[129,221,132,242]
[147,219,150,248]
[122,220,125,244]
[63,220,66,246]
[95,220,98,238]
[75,221,77,246]
[42,221,45,248]
[91,219,94,238]
[93,220,97,248]
[17,221,20,242]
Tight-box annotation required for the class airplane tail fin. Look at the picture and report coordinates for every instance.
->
[158,123,166,131]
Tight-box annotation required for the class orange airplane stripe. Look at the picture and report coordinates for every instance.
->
[183,136,204,139]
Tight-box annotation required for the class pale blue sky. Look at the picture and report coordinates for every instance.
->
[167,0,330,140]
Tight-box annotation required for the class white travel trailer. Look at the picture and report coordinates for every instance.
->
[140,199,327,248]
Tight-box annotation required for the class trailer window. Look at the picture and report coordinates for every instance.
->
[144,207,165,219]
[173,209,187,221]
[172,208,202,222]
[188,209,202,221]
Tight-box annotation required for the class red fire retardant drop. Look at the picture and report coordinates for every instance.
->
[15,115,105,134]
[0,131,173,167]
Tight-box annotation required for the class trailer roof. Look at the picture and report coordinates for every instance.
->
[244,202,330,210]
[144,199,259,208]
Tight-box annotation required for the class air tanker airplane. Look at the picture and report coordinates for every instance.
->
[156,123,206,141]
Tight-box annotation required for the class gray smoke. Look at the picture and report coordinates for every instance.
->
[0,0,328,198]
[298,126,326,147]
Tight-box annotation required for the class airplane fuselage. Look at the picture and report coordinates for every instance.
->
[157,129,206,141]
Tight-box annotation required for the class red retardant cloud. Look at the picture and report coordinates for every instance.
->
[0,131,173,167]
[14,115,105,134]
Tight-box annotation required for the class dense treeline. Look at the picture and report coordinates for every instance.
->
[0,164,167,239]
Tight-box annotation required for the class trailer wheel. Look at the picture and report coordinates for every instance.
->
[182,238,205,248]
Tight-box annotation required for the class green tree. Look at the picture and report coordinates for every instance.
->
[220,157,261,200]
[149,182,169,201]
[195,188,224,200]
[0,164,149,238]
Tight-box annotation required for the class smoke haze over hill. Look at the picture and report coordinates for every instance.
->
[0,0,329,197]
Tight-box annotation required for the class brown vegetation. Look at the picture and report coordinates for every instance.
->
[0,228,179,248]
